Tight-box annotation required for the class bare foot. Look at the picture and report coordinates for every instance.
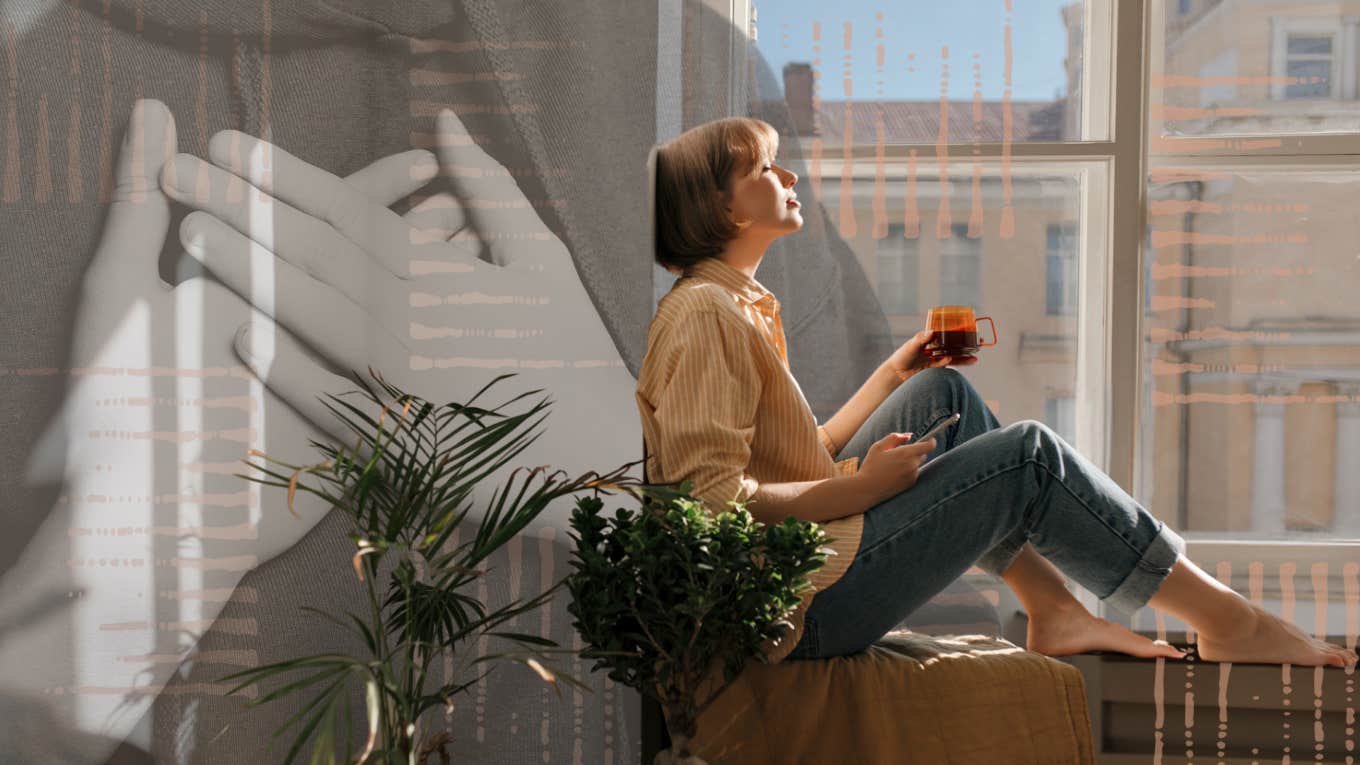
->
[1027,604,1187,660]
[1196,601,1358,668]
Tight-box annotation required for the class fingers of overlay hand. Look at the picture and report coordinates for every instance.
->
[204,130,437,276]
[404,191,467,242]
[233,320,353,447]
[166,154,399,305]
[91,99,177,286]
[434,108,569,271]
[342,148,439,209]
[179,210,403,374]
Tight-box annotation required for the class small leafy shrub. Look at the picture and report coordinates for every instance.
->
[565,482,830,763]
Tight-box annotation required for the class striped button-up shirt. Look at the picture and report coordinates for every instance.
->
[635,256,865,663]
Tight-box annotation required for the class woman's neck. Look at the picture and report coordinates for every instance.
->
[717,235,775,279]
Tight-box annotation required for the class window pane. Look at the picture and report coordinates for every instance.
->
[1159,7,1357,136]
[1045,395,1077,445]
[1284,59,1331,99]
[1046,223,1078,315]
[750,1,1091,145]
[876,224,919,315]
[940,224,981,309]
[816,167,1087,439]
[1138,168,1360,540]
[1286,34,1332,56]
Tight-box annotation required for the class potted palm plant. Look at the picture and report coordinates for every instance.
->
[223,370,643,765]
[564,483,831,765]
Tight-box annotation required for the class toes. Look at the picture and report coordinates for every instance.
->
[1323,646,1354,667]
[1150,640,1186,658]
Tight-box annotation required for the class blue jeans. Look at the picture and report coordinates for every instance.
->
[785,367,1186,660]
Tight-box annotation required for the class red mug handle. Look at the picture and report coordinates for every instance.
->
[976,317,998,347]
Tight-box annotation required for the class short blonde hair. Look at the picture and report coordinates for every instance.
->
[653,117,779,274]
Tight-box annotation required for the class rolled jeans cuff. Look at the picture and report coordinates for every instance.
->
[1101,521,1187,616]
[975,525,1028,579]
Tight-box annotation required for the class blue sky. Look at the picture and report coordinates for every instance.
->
[753,0,1078,102]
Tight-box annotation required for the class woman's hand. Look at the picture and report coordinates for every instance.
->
[15,99,420,750]
[854,432,937,503]
[884,329,979,381]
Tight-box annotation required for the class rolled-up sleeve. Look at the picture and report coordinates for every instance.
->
[647,311,762,512]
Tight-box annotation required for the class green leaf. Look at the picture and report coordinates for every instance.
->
[357,673,381,764]
[279,678,344,765]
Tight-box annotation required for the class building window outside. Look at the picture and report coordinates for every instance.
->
[1046,223,1078,316]
[876,224,920,315]
[1178,0,1191,16]
[1269,20,1344,101]
[1284,34,1334,99]
[940,222,981,309]
[1045,395,1076,446]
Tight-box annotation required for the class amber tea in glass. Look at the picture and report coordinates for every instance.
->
[923,306,998,358]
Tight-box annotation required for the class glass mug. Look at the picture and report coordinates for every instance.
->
[923,306,998,358]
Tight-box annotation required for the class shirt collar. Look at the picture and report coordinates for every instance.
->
[683,258,778,309]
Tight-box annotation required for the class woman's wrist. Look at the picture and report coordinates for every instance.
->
[880,362,912,386]
[845,470,888,512]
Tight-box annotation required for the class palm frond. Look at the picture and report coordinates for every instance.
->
[231,370,645,763]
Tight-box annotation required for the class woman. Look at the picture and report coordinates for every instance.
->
[637,116,1357,669]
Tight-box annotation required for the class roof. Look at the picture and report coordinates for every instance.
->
[758,98,1068,143]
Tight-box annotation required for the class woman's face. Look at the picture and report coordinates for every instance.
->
[724,144,802,238]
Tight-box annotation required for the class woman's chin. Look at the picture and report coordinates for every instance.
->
[763,215,804,241]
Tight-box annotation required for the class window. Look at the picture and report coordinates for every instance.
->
[875,224,919,315]
[1045,223,1078,316]
[1264,19,1350,102]
[730,0,1360,636]
[1282,34,1334,99]
[741,0,1105,614]
[1150,2,1360,639]
[939,223,981,310]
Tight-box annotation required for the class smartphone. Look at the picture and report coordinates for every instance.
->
[905,412,961,446]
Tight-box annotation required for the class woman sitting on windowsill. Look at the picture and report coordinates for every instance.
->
[635,116,1356,669]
